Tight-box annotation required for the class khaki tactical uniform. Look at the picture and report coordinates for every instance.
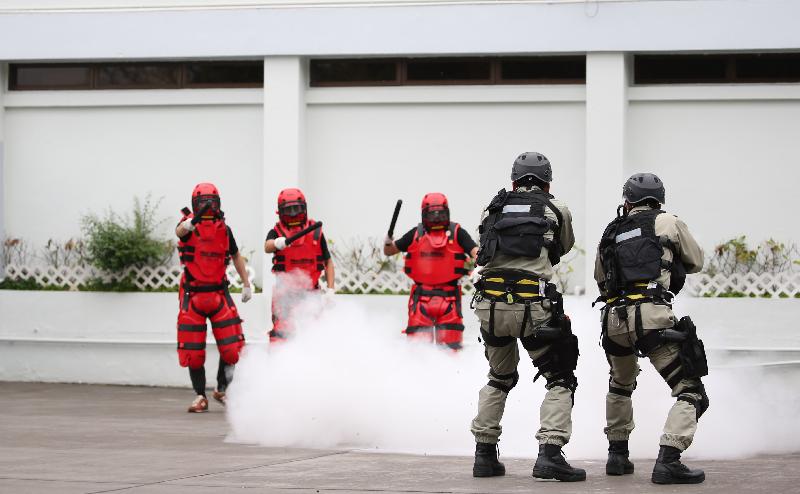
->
[594,206,705,451]
[471,186,576,446]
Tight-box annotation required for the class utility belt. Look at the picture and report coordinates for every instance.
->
[413,282,460,299]
[472,270,566,346]
[594,282,674,309]
[181,275,233,312]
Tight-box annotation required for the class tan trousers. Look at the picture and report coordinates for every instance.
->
[604,304,704,451]
[470,301,575,446]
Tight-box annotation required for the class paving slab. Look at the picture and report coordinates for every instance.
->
[1,382,798,494]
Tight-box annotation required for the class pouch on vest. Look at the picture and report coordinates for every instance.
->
[494,216,550,258]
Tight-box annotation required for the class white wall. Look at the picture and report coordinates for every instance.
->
[627,98,800,249]
[3,100,265,279]
[305,88,587,279]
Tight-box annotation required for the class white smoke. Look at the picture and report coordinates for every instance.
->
[226,295,800,460]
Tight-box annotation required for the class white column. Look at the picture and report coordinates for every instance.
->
[0,64,6,279]
[584,53,628,295]
[262,57,306,289]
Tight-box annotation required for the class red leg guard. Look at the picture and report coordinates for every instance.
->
[406,287,435,343]
[210,291,245,365]
[405,285,464,348]
[177,287,208,369]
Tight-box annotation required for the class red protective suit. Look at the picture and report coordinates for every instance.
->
[403,223,468,349]
[176,215,245,368]
[270,219,324,342]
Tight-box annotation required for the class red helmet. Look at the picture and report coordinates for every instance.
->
[421,192,450,231]
[277,188,308,227]
[191,182,221,218]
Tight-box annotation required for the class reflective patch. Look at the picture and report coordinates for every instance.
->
[502,204,531,213]
[615,228,642,243]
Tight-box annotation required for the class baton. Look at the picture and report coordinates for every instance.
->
[285,221,323,246]
[388,199,403,238]
[182,204,212,225]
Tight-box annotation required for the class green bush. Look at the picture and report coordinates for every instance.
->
[81,196,173,273]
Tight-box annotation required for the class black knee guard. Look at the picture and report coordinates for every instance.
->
[545,372,578,393]
[677,382,709,420]
[487,369,519,394]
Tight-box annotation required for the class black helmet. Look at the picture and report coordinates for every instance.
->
[623,173,665,205]
[511,152,552,183]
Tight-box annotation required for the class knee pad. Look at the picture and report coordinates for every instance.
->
[487,369,519,394]
[677,383,709,420]
[218,344,242,365]
[545,372,578,393]
[179,348,206,369]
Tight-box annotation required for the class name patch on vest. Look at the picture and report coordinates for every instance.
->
[501,204,531,214]
[615,228,642,243]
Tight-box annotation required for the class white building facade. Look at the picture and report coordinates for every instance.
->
[1,0,800,291]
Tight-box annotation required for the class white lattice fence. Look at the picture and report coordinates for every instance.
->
[685,272,800,298]
[334,269,476,294]
[3,263,253,291]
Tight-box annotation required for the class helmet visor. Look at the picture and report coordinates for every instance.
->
[422,206,449,229]
[193,195,221,216]
[279,201,307,226]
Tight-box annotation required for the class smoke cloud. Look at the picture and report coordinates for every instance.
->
[227,295,800,460]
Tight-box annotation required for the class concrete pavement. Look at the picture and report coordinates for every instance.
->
[1,382,798,493]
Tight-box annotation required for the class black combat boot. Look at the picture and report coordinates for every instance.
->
[606,440,634,475]
[532,444,586,482]
[651,445,705,484]
[473,442,505,477]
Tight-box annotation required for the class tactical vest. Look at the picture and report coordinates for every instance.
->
[272,219,324,287]
[404,223,468,286]
[477,188,563,267]
[178,217,230,286]
[598,208,686,297]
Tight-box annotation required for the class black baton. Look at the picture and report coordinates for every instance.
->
[388,199,403,238]
[285,221,323,246]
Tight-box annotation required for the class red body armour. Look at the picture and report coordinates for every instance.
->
[404,223,468,286]
[403,223,468,350]
[271,219,324,288]
[176,215,244,368]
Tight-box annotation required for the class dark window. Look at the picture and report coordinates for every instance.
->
[309,56,586,87]
[9,61,264,90]
[310,60,398,86]
[500,56,585,83]
[634,53,800,84]
[735,53,800,82]
[406,58,491,83]
[186,61,263,87]
[10,65,92,90]
[95,64,181,89]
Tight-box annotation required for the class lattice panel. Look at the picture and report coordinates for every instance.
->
[4,263,254,291]
[685,272,800,298]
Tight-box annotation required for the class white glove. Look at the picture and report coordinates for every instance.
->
[274,237,287,250]
[469,265,483,284]
[241,286,252,303]
[384,235,393,246]
[180,218,195,232]
[324,288,336,300]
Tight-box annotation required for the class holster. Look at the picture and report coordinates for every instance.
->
[676,316,709,379]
